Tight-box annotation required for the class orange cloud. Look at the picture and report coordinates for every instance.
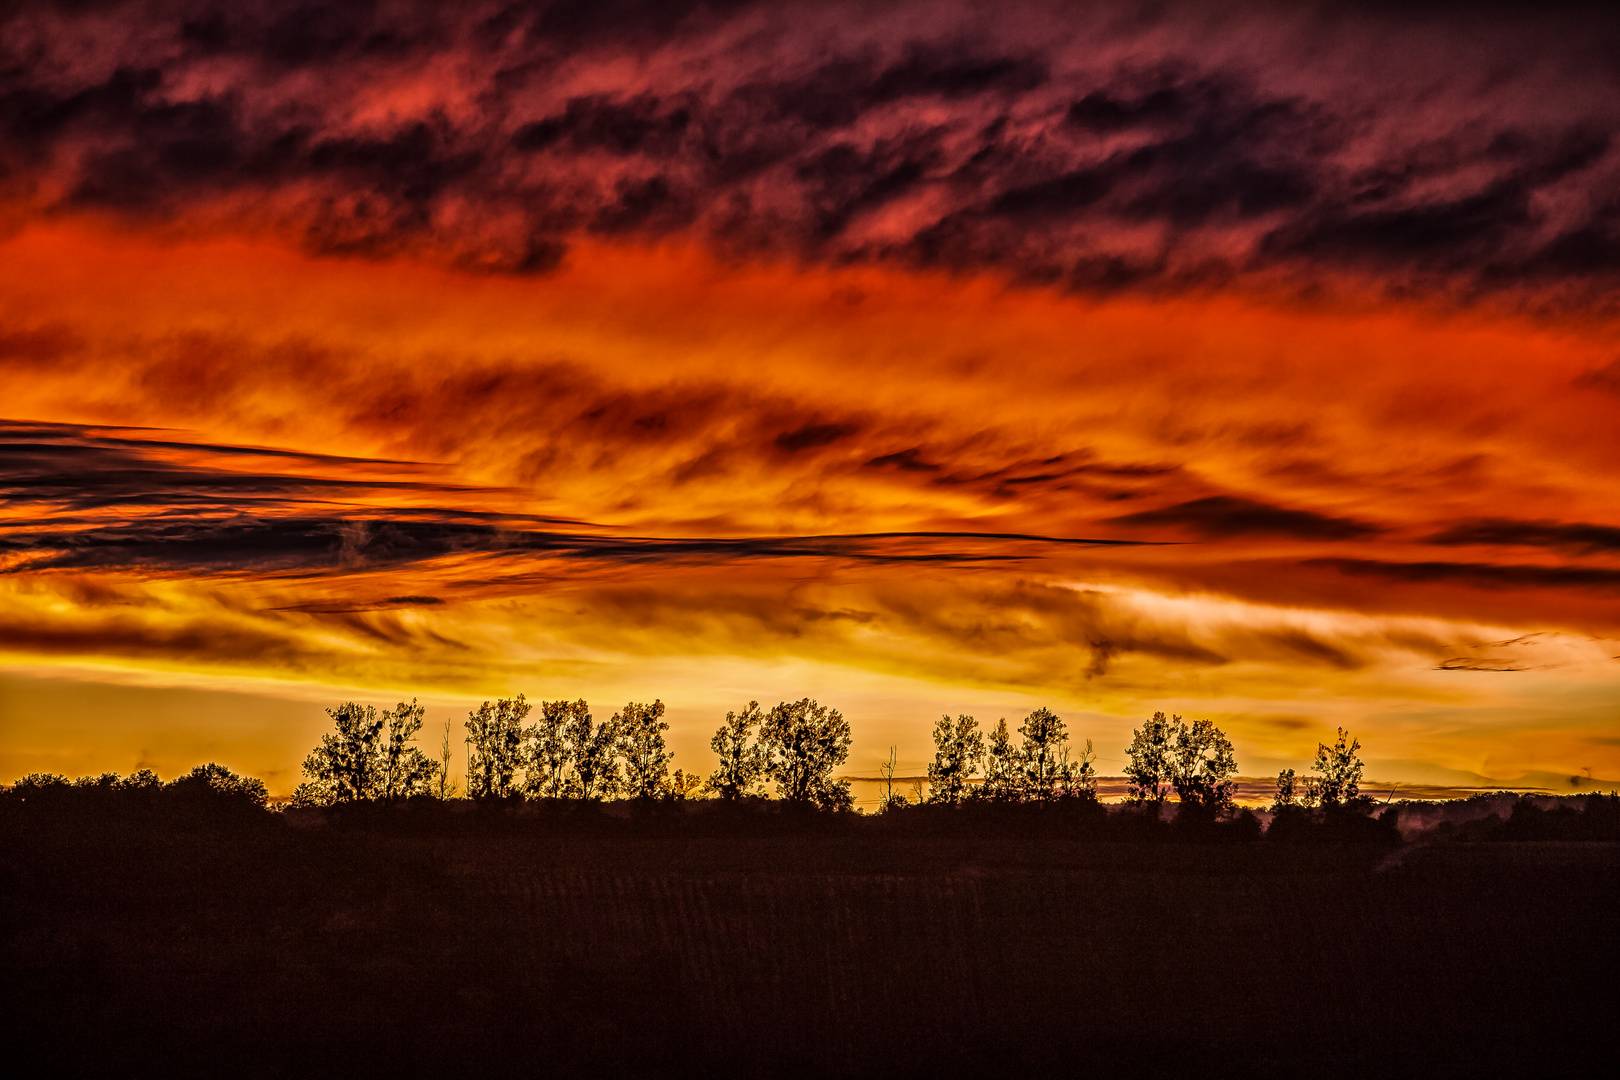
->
[3,215,1620,789]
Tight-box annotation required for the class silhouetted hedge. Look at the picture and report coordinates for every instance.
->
[2,764,270,829]
[1431,792,1620,842]
[8,765,1616,850]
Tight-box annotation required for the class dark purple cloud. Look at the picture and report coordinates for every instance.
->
[1311,557,1620,592]
[1426,518,1620,554]
[1,1,1618,304]
[1106,495,1380,541]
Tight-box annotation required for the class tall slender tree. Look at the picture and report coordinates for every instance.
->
[877,746,907,813]
[1272,767,1299,811]
[978,718,1020,801]
[466,695,530,799]
[435,718,457,799]
[1017,707,1082,802]
[1168,717,1237,816]
[565,702,622,801]
[926,714,984,805]
[1313,728,1365,807]
[618,699,672,799]
[708,701,767,799]
[377,699,442,799]
[1124,711,1177,808]
[526,699,584,799]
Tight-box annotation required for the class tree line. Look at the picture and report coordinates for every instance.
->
[285,695,1372,821]
[293,695,857,811]
[16,707,1616,845]
[2,697,1376,822]
[4,762,270,812]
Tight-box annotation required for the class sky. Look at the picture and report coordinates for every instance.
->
[3,0,1620,796]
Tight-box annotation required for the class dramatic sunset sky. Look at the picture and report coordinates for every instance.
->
[3,0,1619,795]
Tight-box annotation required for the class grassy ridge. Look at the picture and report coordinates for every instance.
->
[4,806,1616,1077]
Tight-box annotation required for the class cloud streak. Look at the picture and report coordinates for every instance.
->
[1106,495,1380,540]
[1426,518,1620,554]
[4,420,1616,708]
[1312,557,1620,593]
[0,420,1161,577]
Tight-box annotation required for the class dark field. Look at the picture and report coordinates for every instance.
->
[4,806,1616,1078]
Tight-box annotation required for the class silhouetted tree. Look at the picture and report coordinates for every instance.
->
[1016,707,1096,802]
[297,699,441,804]
[121,769,161,791]
[618,699,672,799]
[5,765,276,813]
[1168,717,1237,816]
[927,714,984,805]
[564,702,622,801]
[378,699,442,799]
[708,701,767,799]
[11,772,70,790]
[5,773,71,805]
[466,695,531,799]
[669,768,706,799]
[1270,767,1321,811]
[435,719,457,799]
[877,746,908,813]
[978,718,1020,801]
[1124,711,1176,808]
[759,698,853,810]
[297,701,387,804]
[1313,728,1364,807]
[1272,767,1298,810]
[1071,739,1099,799]
[526,699,583,799]
[166,762,269,808]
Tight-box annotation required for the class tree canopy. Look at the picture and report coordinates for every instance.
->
[618,699,672,800]
[759,698,853,811]
[1314,728,1365,807]
[1274,728,1367,813]
[466,696,530,799]
[708,701,767,799]
[926,714,984,805]
[1126,713,1236,817]
[297,700,442,805]
[1124,711,1177,807]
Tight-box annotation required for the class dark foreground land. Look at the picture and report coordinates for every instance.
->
[4,805,1617,1079]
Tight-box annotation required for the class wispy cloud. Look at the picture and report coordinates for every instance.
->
[0,419,1159,577]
